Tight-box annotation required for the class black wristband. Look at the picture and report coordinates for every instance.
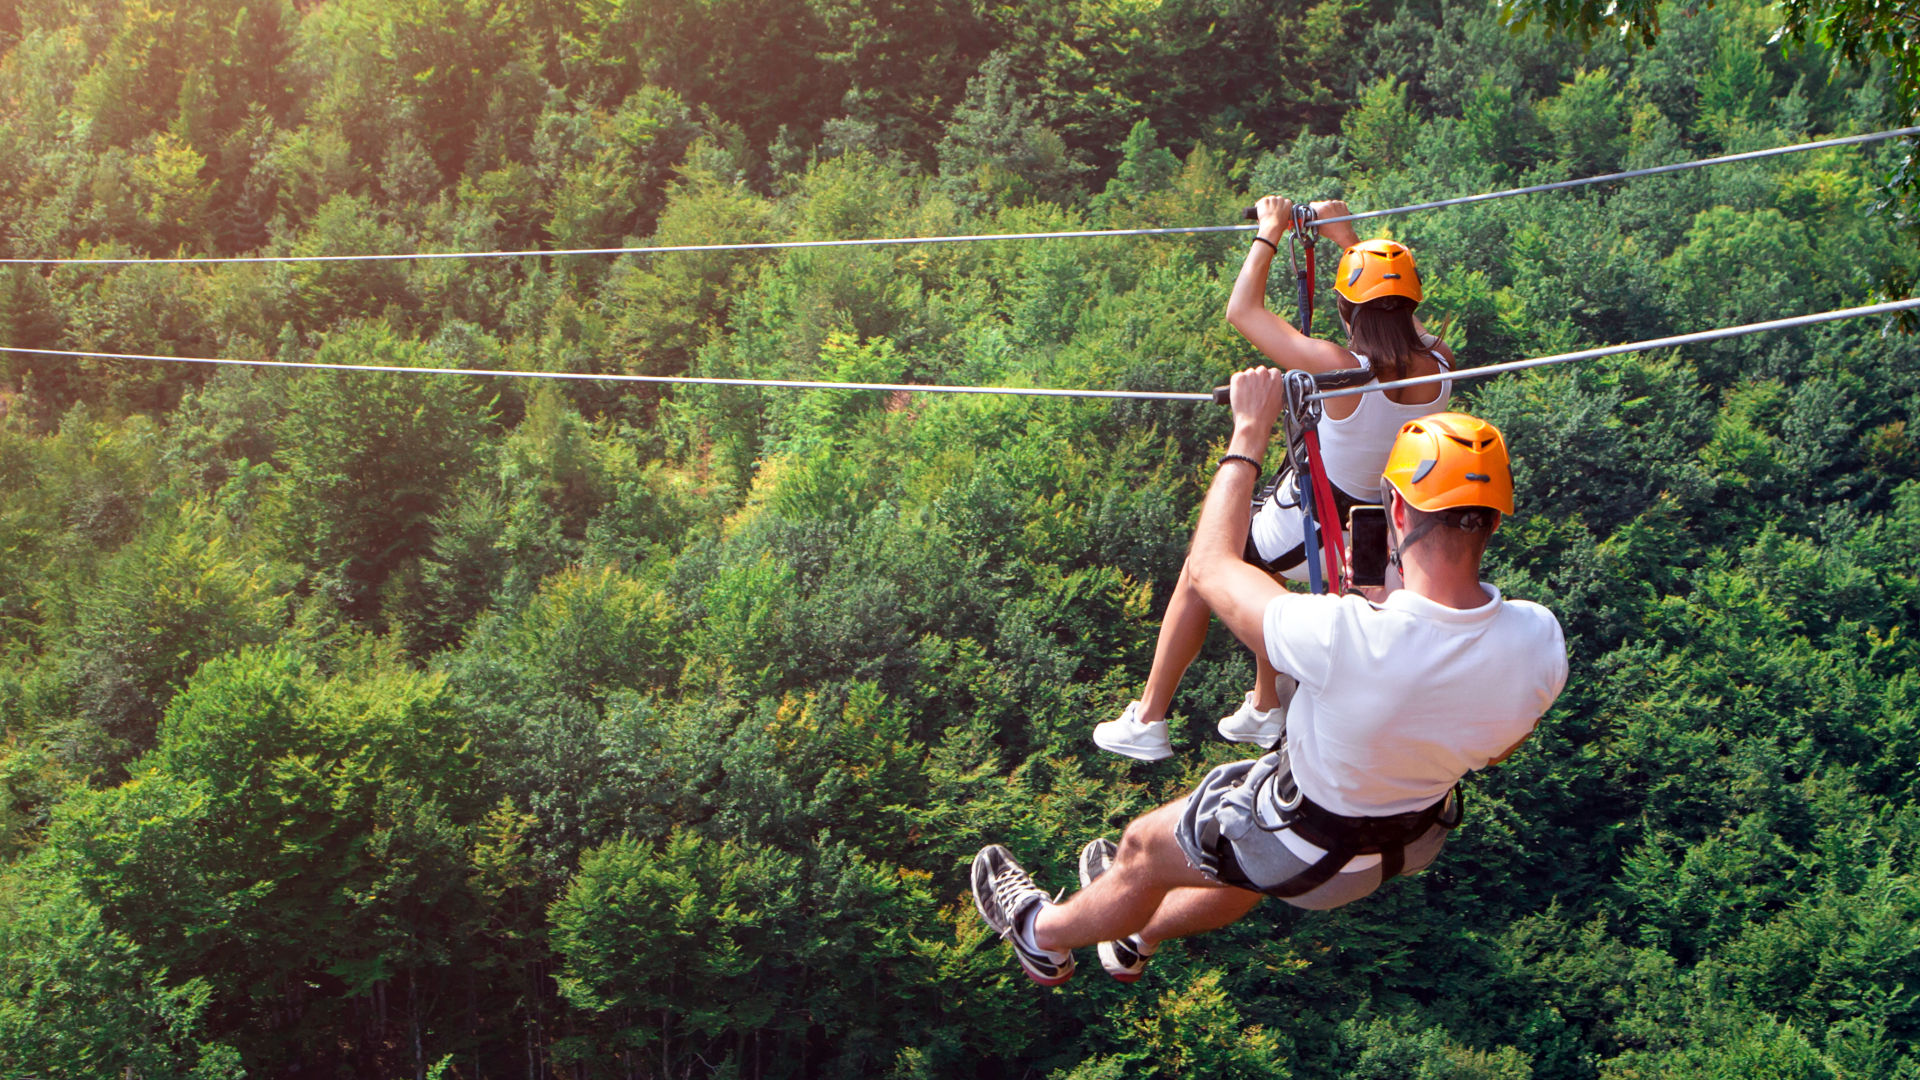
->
[1251,235,1279,254]
[1217,453,1263,472]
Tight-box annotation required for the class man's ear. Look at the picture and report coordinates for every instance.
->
[1387,489,1409,530]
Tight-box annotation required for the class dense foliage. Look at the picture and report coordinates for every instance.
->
[2,0,1918,1077]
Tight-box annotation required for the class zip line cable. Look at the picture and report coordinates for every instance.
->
[0,345,1211,401]
[1307,297,1920,402]
[1306,125,1920,229]
[2,126,1914,268]
[5,298,1915,402]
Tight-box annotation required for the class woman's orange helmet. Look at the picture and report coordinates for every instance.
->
[1335,239,1422,306]
[1381,412,1514,514]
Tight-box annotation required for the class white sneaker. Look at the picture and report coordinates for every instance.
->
[1093,702,1173,761]
[1216,690,1287,745]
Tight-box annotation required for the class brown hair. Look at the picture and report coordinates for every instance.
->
[1337,294,1423,384]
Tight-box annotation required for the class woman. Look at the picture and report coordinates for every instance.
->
[1094,196,1457,761]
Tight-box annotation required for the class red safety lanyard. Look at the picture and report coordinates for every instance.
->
[1301,428,1347,593]
[1290,203,1344,593]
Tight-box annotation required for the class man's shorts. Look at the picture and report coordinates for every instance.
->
[1172,748,1448,910]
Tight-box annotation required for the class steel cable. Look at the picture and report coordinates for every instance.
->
[0,127,1913,268]
[5,299,1914,403]
[1308,297,1920,401]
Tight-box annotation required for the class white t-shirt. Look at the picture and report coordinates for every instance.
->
[1262,584,1568,818]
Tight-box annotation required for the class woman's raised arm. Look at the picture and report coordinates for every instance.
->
[1226,195,1356,375]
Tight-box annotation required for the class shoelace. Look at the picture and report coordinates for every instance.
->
[991,866,1042,930]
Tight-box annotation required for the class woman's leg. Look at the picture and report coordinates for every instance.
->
[1136,558,1213,723]
[1252,638,1287,712]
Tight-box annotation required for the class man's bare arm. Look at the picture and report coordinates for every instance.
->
[1187,367,1294,656]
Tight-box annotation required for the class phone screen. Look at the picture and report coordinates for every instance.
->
[1347,505,1388,588]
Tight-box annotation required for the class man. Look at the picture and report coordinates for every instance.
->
[970,366,1568,985]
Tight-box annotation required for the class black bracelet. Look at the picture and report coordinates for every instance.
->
[1217,453,1263,472]
[1251,235,1279,254]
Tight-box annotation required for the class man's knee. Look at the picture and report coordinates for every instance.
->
[1116,800,1183,870]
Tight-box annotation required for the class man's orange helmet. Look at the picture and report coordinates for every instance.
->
[1381,412,1514,514]
[1335,239,1422,306]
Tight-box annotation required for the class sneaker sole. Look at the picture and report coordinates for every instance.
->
[1092,730,1174,761]
[1077,839,1114,889]
[1017,957,1075,986]
[1216,719,1283,745]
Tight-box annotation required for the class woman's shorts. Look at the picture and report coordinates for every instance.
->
[1172,749,1448,910]
[1245,471,1367,584]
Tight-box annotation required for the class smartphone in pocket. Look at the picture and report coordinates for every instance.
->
[1347,505,1388,588]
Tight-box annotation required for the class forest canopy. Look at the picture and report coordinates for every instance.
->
[2,0,1919,1077]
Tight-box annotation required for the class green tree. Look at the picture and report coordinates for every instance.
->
[1344,77,1420,174]
[271,324,496,622]
[59,497,291,773]
[550,830,803,1075]
[1536,68,1625,176]
[55,646,483,1073]
[937,51,1089,211]
[0,861,241,1079]
[1094,119,1182,211]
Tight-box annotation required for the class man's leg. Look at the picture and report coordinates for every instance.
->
[1031,799,1238,952]
[1138,885,1263,948]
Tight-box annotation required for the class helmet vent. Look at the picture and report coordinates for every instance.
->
[1466,472,1491,482]
[1411,459,1438,483]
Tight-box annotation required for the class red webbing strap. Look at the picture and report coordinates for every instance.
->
[1301,428,1347,591]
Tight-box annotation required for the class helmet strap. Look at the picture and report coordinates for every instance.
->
[1390,514,1443,571]
[1391,504,1497,571]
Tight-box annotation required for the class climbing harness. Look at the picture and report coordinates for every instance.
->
[1241,201,1322,333]
[1223,741,1464,897]
[1212,366,1373,594]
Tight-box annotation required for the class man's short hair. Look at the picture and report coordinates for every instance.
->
[1403,503,1499,557]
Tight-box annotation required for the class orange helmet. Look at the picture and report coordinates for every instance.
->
[1335,239,1422,306]
[1381,412,1514,515]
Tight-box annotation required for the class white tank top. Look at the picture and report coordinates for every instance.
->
[1317,351,1451,500]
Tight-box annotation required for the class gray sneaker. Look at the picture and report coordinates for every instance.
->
[972,845,1074,986]
[1078,838,1149,983]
